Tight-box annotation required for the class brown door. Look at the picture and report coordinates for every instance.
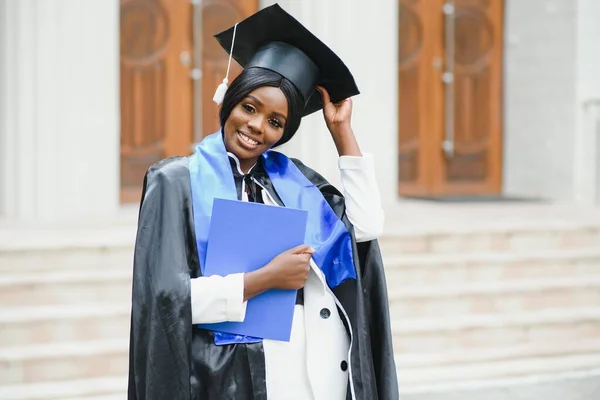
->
[398,0,503,197]
[119,0,258,203]
[120,0,193,203]
[197,0,259,138]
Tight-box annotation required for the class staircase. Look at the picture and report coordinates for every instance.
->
[0,242,133,400]
[380,215,600,399]
[1,203,600,399]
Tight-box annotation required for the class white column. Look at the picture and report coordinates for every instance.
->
[0,0,120,222]
[574,0,600,205]
[0,0,11,217]
[262,0,399,209]
[503,0,577,202]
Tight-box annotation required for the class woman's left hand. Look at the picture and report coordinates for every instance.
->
[317,86,353,134]
[317,86,361,156]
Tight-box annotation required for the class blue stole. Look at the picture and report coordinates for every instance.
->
[188,132,356,344]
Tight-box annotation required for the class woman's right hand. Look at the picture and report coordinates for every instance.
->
[263,245,314,290]
[243,245,314,301]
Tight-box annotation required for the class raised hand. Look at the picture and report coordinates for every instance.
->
[316,86,361,157]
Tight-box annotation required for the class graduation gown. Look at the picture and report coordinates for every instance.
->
[127,155,399,400]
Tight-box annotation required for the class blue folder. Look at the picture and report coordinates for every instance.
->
[198,198,309,342]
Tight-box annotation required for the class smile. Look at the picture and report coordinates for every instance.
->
[237,131,260,148]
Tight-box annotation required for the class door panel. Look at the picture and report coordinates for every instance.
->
[397,0,436,196]
[438,0,503,194]
[119,0,259,203]
[119,0,192,203]
[198,0,259,138]
[398,0,503,197]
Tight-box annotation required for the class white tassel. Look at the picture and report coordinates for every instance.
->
[213,23,238,105]
[213,78,229,105]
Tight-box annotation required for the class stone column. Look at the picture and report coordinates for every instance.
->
[0,0,120,222]
[260,0,399,209]
[574,0,600,205]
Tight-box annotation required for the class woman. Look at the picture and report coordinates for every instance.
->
[128,4,398,400]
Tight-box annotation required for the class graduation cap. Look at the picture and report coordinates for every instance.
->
[212,3,359,116]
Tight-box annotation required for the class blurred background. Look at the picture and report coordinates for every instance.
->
[1,0,600,399]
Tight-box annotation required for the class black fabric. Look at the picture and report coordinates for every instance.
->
[127,156,399,400]
[214,4,360,116]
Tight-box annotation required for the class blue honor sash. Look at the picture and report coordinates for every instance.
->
[188,132,356,344]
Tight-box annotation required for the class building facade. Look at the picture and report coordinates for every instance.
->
[1,0,599,223]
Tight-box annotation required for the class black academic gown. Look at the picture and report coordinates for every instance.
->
[127,156,399,400]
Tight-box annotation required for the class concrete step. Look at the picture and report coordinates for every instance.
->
[399,367,600,400]
[0,270,132,307]
[69,396,124,400]
[393,307,600,353]
[397,341,600,396]
[0,376,126,400]
[0,339,128,385]
[389,275,600,318]
[379,226,600,255]
[0,245,133,274]
[384,248,600,286]
[397,352,600,386]
[0,304,130,346]
[397,338,600,369]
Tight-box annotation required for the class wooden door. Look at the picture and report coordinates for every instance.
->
[120,0,193,203]
[196,0,259,138]
[398,0,503,197]
[119,0,259,203]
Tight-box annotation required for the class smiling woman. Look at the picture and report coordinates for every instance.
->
[127,4,398,400]
[220,68,304,172]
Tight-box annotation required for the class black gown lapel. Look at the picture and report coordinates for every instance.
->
[128,157,267,400]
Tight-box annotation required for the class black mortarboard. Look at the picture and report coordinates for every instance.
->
[213,3,359,116]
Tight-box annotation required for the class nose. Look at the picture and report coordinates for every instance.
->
[247,114,264,134]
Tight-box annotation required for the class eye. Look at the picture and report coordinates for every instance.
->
[269,118,283,129]
[242,103,255,113]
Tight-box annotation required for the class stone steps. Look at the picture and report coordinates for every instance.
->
[0,339,128,385]
[397,338,600,369]
[0,246,133,273]
[379,226,600,255]
[389,274,600,318]
[0,270,132,307]
[393,307,600,353]
[0,304,130,346]
[397,352,600,386]
[399,366,600,400]
[385,248,600,285]
[0,376,126,400]
[0,215,599,394]
[67,396,124,400]
[2,307,598,386]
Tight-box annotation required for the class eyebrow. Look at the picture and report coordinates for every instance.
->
[246,95,288,122]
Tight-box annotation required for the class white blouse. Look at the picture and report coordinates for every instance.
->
[189,154,384,325]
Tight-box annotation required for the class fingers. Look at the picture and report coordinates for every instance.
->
[316,86,331,105]
[297,253,312,263]
[290,244,315,255]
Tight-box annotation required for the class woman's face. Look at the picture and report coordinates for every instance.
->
[223,86,288,172]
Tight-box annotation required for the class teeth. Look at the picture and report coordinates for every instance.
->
[239,132,258,146]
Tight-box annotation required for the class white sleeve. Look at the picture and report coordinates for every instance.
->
[190,273,248,324]
[338,153,385,242]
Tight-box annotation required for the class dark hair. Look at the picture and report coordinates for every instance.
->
[219,68,304,147]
